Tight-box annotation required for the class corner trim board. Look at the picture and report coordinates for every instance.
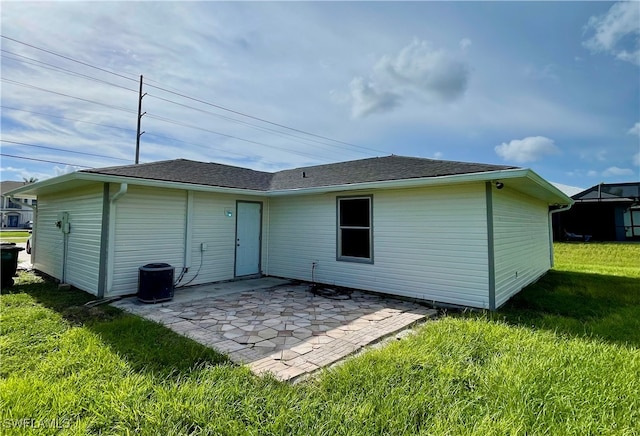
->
[97,183,110,298]
[485,182,496,311]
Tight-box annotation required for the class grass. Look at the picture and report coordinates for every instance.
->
[553,242,640,277]
[489,242,640,347]
[1,243,639,434]
[0,231,30,243]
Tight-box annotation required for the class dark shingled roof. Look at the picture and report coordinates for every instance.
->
[81,156,519,191]
[270,156,517,190]
[82,159,273,190]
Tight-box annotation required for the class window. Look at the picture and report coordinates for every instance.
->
[337,196,372,262]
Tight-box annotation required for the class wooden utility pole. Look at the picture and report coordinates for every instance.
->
[135,75,146,164]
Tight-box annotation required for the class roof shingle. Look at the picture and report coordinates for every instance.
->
[81,155,519,191]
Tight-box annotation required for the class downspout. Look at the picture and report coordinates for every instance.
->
[30,202,37,266]
[106,183,128,295]
[263,199,269,275]
[548,204,573,268]
[183,191,194,278]
[173,191,194,286]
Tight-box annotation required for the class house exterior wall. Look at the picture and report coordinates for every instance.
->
[492,187,551,308]
[108,185,268,296]
[33,184,104,295]
[109,185,187,296]
[267,183,492,308]
[185,191,268,286]
[29,179,555,307]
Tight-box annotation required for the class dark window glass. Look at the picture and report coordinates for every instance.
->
[340,198,370,227]
[341,229,370,258]
[338,197,371,260]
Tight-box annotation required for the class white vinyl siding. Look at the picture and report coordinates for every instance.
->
[33,184,104,295]
[110,186,187,296]
[108,186,268,296]
[183,192,268,286]
[267,183,491,308]
[493,187,551,308]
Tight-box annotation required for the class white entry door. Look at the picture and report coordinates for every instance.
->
[235,202,262,276]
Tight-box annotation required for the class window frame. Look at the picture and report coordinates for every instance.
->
[336,195,373,263]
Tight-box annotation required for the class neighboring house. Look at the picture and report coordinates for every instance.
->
[7,156,572,309]
[554,182,640,241]
[1,181,35,228]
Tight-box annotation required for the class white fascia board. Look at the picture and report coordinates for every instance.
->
[519,169,574,205]
[6,166,572,205]
[5,172,267,197]
[265,168,531,197]
[3,172,79,197]
[77,173,268,195]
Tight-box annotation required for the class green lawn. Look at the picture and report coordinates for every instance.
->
[1,243,639,434]
[0,231,30,243]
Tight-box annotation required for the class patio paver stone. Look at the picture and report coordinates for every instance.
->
[112,283,437,381]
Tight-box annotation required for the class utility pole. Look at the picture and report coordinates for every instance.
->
[135,75,146,164]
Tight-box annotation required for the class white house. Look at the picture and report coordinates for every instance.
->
[6,156,572,309]
[1,181,35,228]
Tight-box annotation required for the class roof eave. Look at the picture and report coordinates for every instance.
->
[4,171,268,197]
[267,167,571,204]
[3,172,80,197]
[518,168,574,205]
[88,173,268,195]
[5,166,572,206]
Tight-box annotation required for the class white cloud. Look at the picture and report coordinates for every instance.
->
[0,166,54,182]
[348,77,400,118]
[628,122,640,136]
[587,170,599,177]
[494,136,560,163]
[0,166,25,174]
[584,2,640,66]
[54,165,81,176]
[433,152,444,159]
[632,152,640,166]
[459,38,472,50]
[348,39,469,117]
[376,39,469,101]
[602,166,634,177]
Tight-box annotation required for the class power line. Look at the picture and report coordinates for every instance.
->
[0,35,138,84]
[1,139,132,162]
[144,82,385,154]
[144,132,283,164]
[146,93,370,156]
[1,78,137,114]
[1,50,138,94]
[144,113,324,161]
[2,78,327,162]
[1,34,384,156]
[1,106,135,132]
[0,153,92,168]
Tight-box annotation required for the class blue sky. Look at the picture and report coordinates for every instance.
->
[1,1,639,190]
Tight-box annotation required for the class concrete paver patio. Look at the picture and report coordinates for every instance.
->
[112,279,437,381]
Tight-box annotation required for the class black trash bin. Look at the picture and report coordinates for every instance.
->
[1,242,25,288]
[138,263,174,303]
